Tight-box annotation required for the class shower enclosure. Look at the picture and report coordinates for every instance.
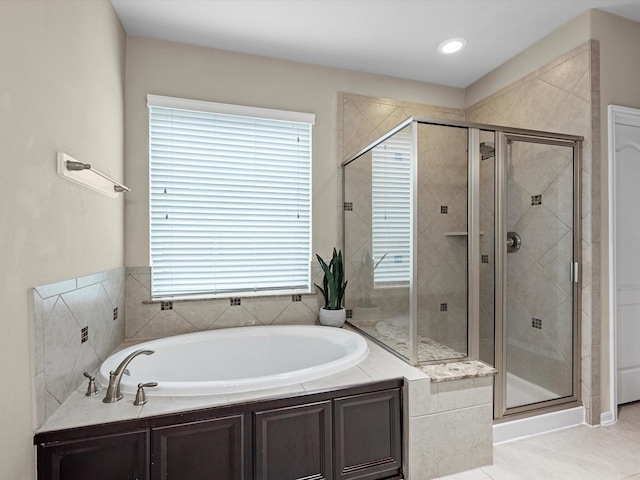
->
[342,117,582,420]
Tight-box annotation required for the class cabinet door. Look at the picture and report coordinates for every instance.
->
[152,414,246,480]
[38,429,149,480]
[254,401,332,480]
[334,389,402,480]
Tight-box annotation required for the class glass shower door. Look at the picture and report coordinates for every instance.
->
[502,135,579,412]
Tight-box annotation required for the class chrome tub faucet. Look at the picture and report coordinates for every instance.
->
[103,349,154,403]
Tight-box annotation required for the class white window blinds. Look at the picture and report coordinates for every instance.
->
[148,95,314,299]
[372,132,411,286]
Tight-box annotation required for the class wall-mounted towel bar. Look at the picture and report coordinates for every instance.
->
[57,152,130,198]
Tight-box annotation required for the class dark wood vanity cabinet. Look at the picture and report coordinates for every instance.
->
[253,389,402,480]
[35,380,403,480]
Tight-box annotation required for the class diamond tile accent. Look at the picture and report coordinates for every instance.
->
[532,317,542,330]
[531,194,542,205]
[81,326,88,343]
[160,301,173,311]
[440,205,448,214]
[230,297,241,306]
[440,303,448,312]
[292,294,302,302]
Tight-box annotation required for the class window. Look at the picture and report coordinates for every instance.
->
[371,131,411,286]
[148,95,314,300]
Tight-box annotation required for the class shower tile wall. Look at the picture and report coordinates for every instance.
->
[466,41,599,423]
[416,124,468,356]
[339,40,598,423]
[504,141,574,398]
[32,267,125,427]
[339,93,467,358]
[339,92,465,161]
[339,92,466,300]
[125,267,321,339]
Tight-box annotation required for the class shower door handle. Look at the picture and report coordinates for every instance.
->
[570,262,579,283]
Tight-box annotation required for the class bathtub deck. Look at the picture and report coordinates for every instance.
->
[36,330,426,433]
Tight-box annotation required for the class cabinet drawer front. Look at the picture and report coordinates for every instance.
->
[334,389,402,480]
[152,414,245,480]
[254,401,332,480]
[39,429,149,480]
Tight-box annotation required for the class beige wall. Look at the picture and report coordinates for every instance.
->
[590,9,640,416]
[124,36,465,268]
[0,1,125,478]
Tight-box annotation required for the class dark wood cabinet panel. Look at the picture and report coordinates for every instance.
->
[152,414,246,480]
[38,429,149,480]
[254,401,332,480]
[35,380,403,480]
[334,389,402,480]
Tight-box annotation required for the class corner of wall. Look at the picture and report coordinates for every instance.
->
[464,11,592,108]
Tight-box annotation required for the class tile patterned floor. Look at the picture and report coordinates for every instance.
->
[438,402,640,480]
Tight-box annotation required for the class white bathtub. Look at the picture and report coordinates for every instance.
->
[98,325,368,396]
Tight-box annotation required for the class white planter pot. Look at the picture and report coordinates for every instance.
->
[318,307,346,327]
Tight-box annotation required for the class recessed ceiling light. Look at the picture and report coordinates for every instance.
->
[437,38,467,55]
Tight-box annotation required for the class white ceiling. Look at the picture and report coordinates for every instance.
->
[110,0,640,88]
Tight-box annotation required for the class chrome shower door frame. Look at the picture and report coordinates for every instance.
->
[494,132,582,420]
[341,117,582,422]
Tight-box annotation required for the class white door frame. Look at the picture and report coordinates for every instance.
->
[606,104,640,425]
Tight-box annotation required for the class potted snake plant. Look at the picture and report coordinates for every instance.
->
[315,248,348,327]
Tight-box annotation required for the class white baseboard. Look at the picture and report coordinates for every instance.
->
[493,406,585,444]
[601,410,616,426]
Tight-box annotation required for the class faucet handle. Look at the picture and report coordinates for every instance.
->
[82,372,100,397]
[133,382,158,406]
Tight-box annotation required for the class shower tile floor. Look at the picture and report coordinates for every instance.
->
[353,316,466,363]
[438,401,640,480]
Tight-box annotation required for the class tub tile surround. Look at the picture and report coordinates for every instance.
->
[37,331,495,480]
[404,375,495,478]
[32,267,126,427]
[125,266,322,339]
